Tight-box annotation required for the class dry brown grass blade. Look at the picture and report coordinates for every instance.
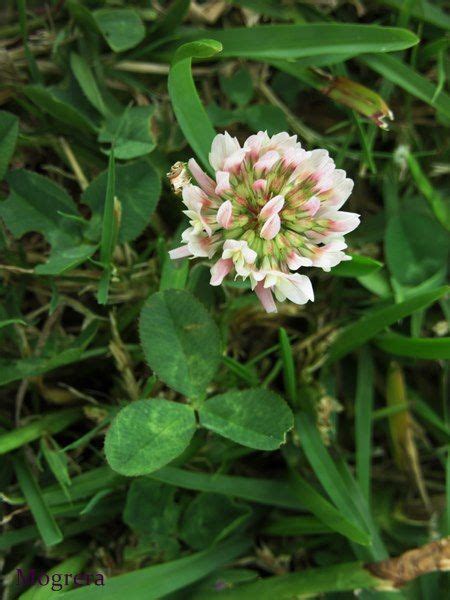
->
[386,361,432,512]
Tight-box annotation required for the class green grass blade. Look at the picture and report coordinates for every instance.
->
[378,0,450,30]
[444,360,449,536]
[278,328,297,403]
[327,286,449,364]
[222,356,259,386]
[190,561,386,599]
[0,506,121,552]
[183,24,418,60]
[168,40,221,171]
[0,318,26,329]
[70,52,108,117]
[375,332,450,359]
[60,536,251,599]
[355,347,375,505]
[412,396,450,440]
[17,0,42,84]
[42,466,124,507]
[406,153,450,231]
[360,54,450,119]
[353,113,377,173]
[19,550,90,599]
[97,148,116,304]
[262,515,332,536]
[446,447,450,535]
[0,409,82,455]
[288,468,370,545]
[153,0,191,35]
[334,457,388,561]
[40,438,71,497]
[295,413,368,534]
[373,404,408,421]
[12,454,63,547]
[99,148,116,265]
[150,466,304,510]
[0,110,19,181]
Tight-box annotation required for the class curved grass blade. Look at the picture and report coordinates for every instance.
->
[374,332,450,360]
[327,286,449,364]
[168,40,222,171]
[0,318,26,329]
[183,24,418,60]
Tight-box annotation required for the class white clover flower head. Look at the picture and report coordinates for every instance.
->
[169,130,360,313]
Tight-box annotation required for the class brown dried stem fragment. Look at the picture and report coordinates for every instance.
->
[366,536,450,589]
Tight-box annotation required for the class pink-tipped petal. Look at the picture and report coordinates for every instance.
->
[254,150,280,172]
[217,200,233,229]
[303,196,321,216]
[331,178,353,210]
[330,211,360,234]
[210,258,233,286]
[182,184,206,211]
[260,213,281,240]
[286,251,313,270]
[244,131,268,160]
[259,195,285,219]
[269,132,298,152]
[254,281,277,313]
[223,149,246,172]
[311,239,349,271]
[215,171,231,195]
[252,179,267,192]
[188,158,216,196]
[320,170,354,209]
[282,147,307,168]
[277,273,314,305]
[209,132,242,171]
[169,246,192,260]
